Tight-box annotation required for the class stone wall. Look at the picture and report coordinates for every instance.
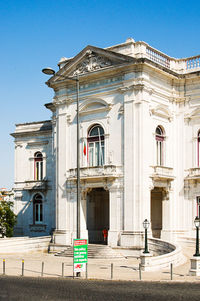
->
[0,236,51,253]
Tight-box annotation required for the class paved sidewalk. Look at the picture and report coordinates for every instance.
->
[0,244,199,282]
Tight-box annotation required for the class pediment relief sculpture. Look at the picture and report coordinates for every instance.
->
[73,51,112,76]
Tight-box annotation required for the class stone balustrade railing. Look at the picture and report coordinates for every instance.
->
[67,165,123,180]
[136,42,200,73]
[151,165,174,181]
[186,55,200,70]
[187,168,200,178]
[146,46,170,69]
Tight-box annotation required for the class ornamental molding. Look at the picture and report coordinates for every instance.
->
[169,96,187,103]
[184,107,200,121]
[15,144,23,149]
[73,51,112,76]
[79,98,112,116]
[117,84,135,93]
[150,105,173,121]
[27,141,49,147]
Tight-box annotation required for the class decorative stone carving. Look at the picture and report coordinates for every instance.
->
[73,52,112,75]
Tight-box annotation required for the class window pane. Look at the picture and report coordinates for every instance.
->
[89,143,94,166]
[40,204,43,222]
[95,142,100,165]
[101,144,105,165]
[35,204,39,222]
[89,126,104,137]
[36,162,39,180]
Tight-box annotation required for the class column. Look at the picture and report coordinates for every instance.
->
[108,184,121,247]
[80,190,88,240]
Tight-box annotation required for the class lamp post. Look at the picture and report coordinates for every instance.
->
[143,219,150,254]
[42,68,80,240]
[194,216,200,257]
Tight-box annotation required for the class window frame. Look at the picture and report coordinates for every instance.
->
[88,124,105,167]
[34,152,43,181]
[33,193,43,224]
[156,126,165,166]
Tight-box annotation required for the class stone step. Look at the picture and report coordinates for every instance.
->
[53,244,124,259]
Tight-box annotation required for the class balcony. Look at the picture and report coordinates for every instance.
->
[186,168,200,181]
[24,180,48,190]
[67,165,123,182]
[151,166,174,181]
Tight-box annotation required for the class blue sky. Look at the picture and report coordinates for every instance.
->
[1,0,200,189]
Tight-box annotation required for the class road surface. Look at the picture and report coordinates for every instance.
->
[0,276,200,300]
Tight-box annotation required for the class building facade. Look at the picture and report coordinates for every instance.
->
[12,38,200,246]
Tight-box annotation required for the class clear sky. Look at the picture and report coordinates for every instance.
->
[1,0,200,189]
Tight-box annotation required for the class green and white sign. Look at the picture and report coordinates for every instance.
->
[73,239,88,272]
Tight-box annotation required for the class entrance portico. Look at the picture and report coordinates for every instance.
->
[63,165,123,246]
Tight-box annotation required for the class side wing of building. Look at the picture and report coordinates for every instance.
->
[11,120,55,236]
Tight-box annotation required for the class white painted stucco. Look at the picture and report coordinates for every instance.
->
[11,38,200,248]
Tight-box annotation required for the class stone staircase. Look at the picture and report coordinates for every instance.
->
[54,244,124,259]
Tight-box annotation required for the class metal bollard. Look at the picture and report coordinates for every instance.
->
[3,259,5,275]
[85,263,88,279]
[41,262,44,277]
[139,263,142,280]
[111,263,113,280]
[62,262,64,278]
[170,263,173,280]
[22,259,24,276]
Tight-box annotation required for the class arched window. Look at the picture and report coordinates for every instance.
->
[197,131,200,167]
[156,126,165,166]
[33,193,43,224]
[34,152,43,180]
[88,125,105,167]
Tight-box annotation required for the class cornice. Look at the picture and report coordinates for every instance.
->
[11,129,52,139]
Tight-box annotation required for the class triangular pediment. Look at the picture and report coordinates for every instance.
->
[47,45,134,85]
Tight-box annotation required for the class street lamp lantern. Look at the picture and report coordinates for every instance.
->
[194,216,200,257]
[42,68,55,75]
[143,219,150,254]
[143,219,150,230]
[42,67,80,240]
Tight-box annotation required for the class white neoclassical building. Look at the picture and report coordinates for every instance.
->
[11,38,200,247]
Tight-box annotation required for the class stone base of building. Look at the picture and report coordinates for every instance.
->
[53,230,70,245]
[161,230,189,242]
[53,229,89,245]
[120,231,145,248]
[14,226,24,236]
[108,230,120,247]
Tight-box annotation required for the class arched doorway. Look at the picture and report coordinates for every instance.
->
[87,188,109,244]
